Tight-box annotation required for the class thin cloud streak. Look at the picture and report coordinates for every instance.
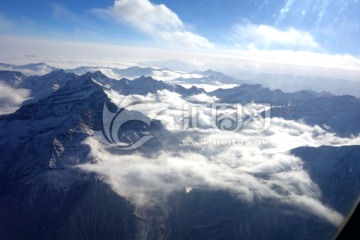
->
[0,13,13,30]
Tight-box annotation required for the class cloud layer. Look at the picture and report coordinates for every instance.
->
[79,90,360,227]
[94,0,213,49]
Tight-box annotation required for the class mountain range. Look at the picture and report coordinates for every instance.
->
[1,62,360,97]
[0,66,359,239]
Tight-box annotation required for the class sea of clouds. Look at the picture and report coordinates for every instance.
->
[79,89,360,226]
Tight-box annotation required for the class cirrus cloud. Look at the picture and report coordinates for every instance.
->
[0,13,13,30]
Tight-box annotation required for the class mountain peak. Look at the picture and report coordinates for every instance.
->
[83,70,108,78]
[0,70,27,87]
[203,69,219,75]
[46,69,66,76]
[133,75,157,82]
[238,83,264,90]
[8,74,108,122]
[67,74,103,89]
[127,66,153,71]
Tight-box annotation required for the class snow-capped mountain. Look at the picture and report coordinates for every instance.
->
[208,84,360,137]
[2,62,360,97]
[0,72,168,240]
[72,71,205,97]
[291,146,360,214]
[190,69,243,85]
[66,66,156,80]
[0,67,360,240]
[0,70,27,87]
[210,84,317,105]
[0,71,30,114]
[242,71,360,98]
[0,68,77,104]
[19,70,77,103]
[66,64,242,92]
[271,95,360,137]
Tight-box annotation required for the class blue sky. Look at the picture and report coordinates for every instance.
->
[0,0,360,79]
[0,0,359,54]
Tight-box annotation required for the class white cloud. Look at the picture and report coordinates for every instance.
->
[111,0,182,33]
[159,31,213,49]
[151,69,204,81]
[80,129,347,225]
[292,195,344,226]
[0,83,30,114]
[232,22,319,50]
[78,90,360,226]
[186,93,219,103]
[94,0,213,49]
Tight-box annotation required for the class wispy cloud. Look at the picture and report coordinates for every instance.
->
[186,93,219,103]
[52,3,78,22]
[51,3,94,31]
[231,22,318,50]
[0,13,13,30]
[93,0,213,49]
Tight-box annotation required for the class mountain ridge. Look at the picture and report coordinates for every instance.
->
[0,66,360,239]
